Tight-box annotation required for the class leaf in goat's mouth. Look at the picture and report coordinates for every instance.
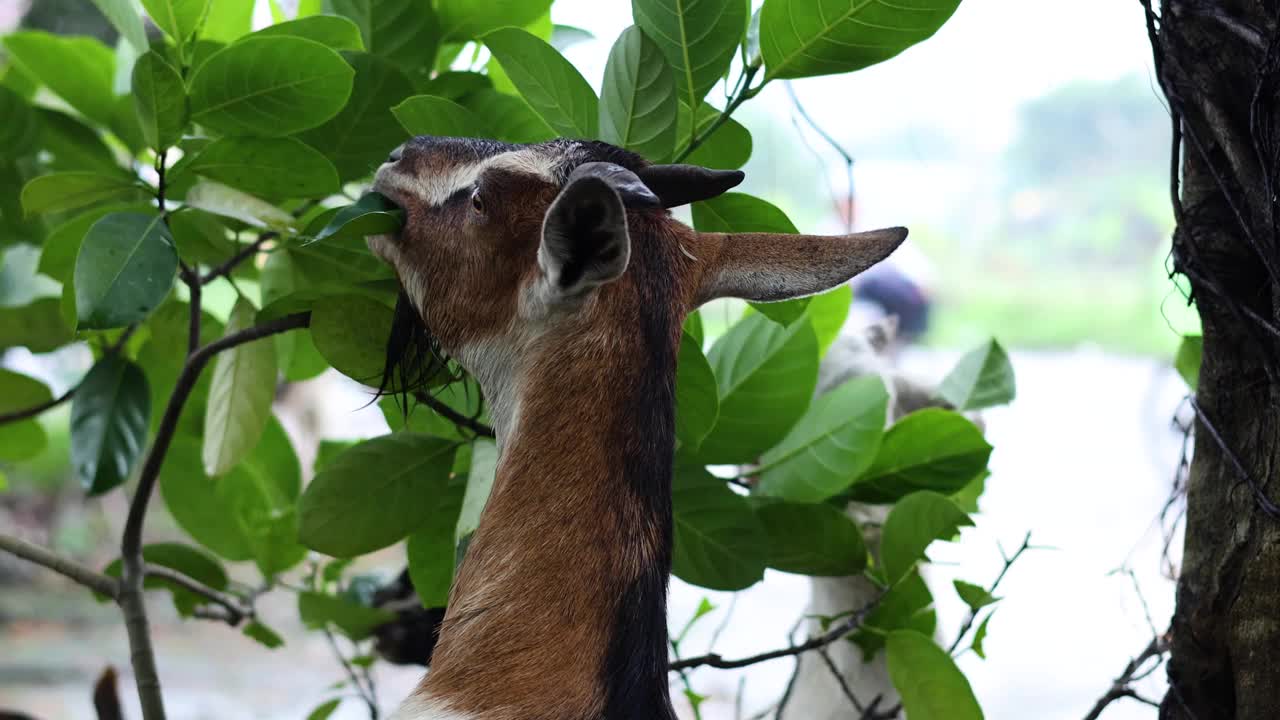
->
[307,192,405,244]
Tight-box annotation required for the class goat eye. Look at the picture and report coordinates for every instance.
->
[471,189,484,213]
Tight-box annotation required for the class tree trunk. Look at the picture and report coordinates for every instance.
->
[1148,2,1280,718]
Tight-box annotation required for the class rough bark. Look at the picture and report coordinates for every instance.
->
[1149,1,1280,718]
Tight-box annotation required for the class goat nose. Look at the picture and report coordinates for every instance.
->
[387,144,405,163]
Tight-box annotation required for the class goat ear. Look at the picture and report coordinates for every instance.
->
[635,164,744,207]
[695,227,908,305]
[539,174,631,298]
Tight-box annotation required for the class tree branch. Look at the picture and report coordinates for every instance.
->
[670,594,879,671]
[1082,636,1170,720]
[144,565,254,625]
[201,233,276,286]
[0,533,120,598]
[116,310,310,720]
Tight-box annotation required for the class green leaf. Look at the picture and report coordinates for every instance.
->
[132,51,188,150]
[310,294,395,385]
[70,355,150,495]
[407,472,466,607]
[0,298,75,352]
[755,500,867,575]
[298,591,395,640]
[418,70,492,99]
[0,86,39,158]
[886,630,984,720]
[697,312,818,463]
[299,433,458,557]
[43,208,137,283]
[675,331,719,449]
[21,172,142,217]
[250,15,364,50]
[851,568,935,658]
[36,109,122,175]
[437,0,552,40]
[299,53,414,182]
[551,24,595,51]
[167,209,237,265]
[953,580,998,612]
[161,417,302,570]
[200,0,254,42]
[760,0,962,80]
[456,438,498,542]
[756,374,887,502]
[306,699,342,720]
[312,192,404,243]
[0,418,46,462]
[393,94,487,137]
[483,28,598,139]
[675,100,752,168]
[103,542,227,615]
[74,212,178,330]
[938,339,1015,410]
[243,620,285,649]
[3,32,117,126]
[692,192,807,324]
[600,26,678,162]
[189,37,355,137]
[632,0,747,110]
[1176,334,1202,390]
[326,0,440,73]
[0,369,53,463]
[460,89,556,144]
[203,298,277,476]
[971,612,992,659]
[143,0,211,46]
[850,409,992,503]
[0,369,52,411]
[90,0,149,52]
[160,437,250,560]
[184,181,294,230]
[881,491,973,585]
[671,463,767,590]
[808,285,852,355]
[185,137,340,200]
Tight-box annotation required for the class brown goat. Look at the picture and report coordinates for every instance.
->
[370,136,906,720]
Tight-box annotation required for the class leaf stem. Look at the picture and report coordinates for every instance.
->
[0,386,77,426]
[675,65,764,163]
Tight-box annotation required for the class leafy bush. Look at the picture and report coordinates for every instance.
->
[0,0,1017,717]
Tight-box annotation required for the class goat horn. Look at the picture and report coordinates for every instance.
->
[634,164,745,208]
[567,162,661,208]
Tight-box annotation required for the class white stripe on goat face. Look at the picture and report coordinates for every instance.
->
[376,147,562,207]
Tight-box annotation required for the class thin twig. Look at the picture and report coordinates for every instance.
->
[1082,636,1170,720]
[0,386,77,426]
[323,627,379,719]
[1190,398,1280,517]
[947,532,1033,655]
[816,646,867,713]
[672,594,880,671]
[144,565,254,625]
[412,390,496,438]
[0,533,120,598]
[201,233,276,285]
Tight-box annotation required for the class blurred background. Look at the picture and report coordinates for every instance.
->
[1,0,1194,718]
